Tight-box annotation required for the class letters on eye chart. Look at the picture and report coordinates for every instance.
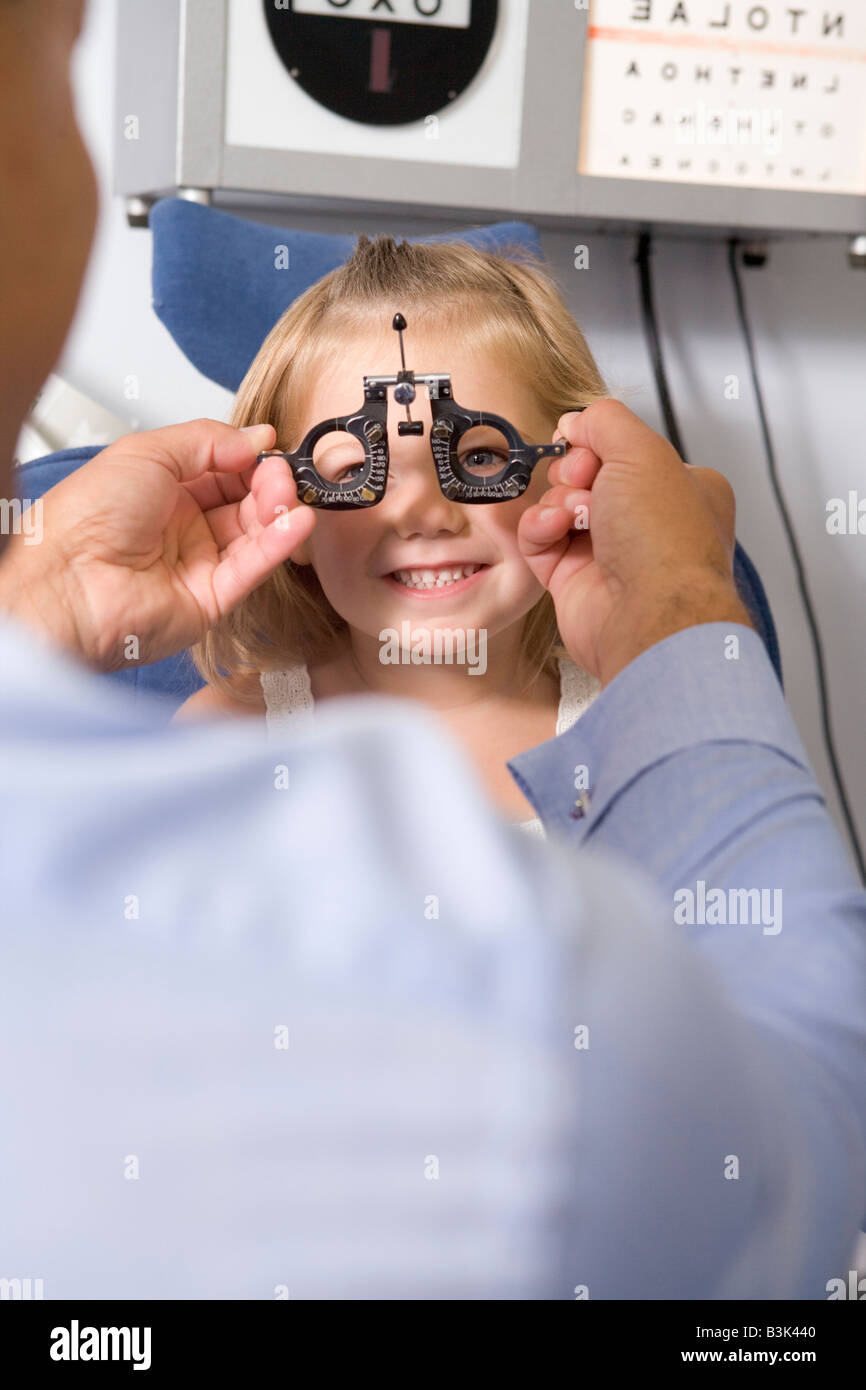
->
[578,3,865,196]
[628,5,842,36]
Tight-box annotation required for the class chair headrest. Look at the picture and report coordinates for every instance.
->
[150,197,545,391]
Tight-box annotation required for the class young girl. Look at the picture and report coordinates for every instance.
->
[174,235,609,836]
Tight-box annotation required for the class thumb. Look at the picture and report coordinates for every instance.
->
[108,419,277,486]
[559,398,682,476]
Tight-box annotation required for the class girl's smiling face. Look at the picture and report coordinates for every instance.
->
[288,324,558,647]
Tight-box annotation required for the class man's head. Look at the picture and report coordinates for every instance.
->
[0,0,96,495]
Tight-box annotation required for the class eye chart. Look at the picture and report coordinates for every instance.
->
[578,2,866,196]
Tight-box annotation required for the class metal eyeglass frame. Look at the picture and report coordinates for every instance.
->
[256,313,587,510]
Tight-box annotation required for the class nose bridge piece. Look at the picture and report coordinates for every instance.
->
[385,382,434,481]
[381,399,463,520]
[391,311,425,437]
[393,383,424,437]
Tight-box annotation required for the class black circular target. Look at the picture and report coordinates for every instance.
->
[262,0,499,127]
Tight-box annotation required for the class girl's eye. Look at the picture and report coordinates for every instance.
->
[456,425,510,478]
[459,449,509,478]
[332,463,365,484]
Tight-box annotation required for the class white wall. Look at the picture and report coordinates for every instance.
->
[57,1,866,869]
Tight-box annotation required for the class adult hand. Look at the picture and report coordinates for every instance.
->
[518,399,755,687]
[0,420,315,671]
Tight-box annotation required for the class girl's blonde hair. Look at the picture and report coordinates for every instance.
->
[191,233,609,700]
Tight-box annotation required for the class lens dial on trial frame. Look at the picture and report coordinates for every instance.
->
[256,313,586,509]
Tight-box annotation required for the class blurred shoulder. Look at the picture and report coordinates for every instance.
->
[172,671,266,723]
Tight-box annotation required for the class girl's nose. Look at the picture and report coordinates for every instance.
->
[379,391,462,524]
[381,448,463,528]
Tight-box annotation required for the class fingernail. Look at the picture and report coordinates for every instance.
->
[539,507,562,522]
[242,423,270,434]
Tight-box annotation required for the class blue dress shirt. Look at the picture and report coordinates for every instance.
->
[0,613,863,1299]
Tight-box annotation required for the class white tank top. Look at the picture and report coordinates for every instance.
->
[260,653,600,840]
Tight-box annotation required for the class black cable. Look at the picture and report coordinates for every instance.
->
[635,233,687,460]
[634,228,865,883]
[726,237,865,883]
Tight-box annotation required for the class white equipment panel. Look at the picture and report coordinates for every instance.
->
[113,0,866,236]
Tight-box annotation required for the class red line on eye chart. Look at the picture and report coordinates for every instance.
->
[369,28,393,93]
[588,25,866,66]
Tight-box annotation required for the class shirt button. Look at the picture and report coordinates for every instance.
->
[570,791,591,819]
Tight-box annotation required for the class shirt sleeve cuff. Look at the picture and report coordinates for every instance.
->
[507,623,812,840]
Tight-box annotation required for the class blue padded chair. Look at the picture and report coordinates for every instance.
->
[14,199,782,719]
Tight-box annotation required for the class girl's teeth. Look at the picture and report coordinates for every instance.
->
[392,565,482,590]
